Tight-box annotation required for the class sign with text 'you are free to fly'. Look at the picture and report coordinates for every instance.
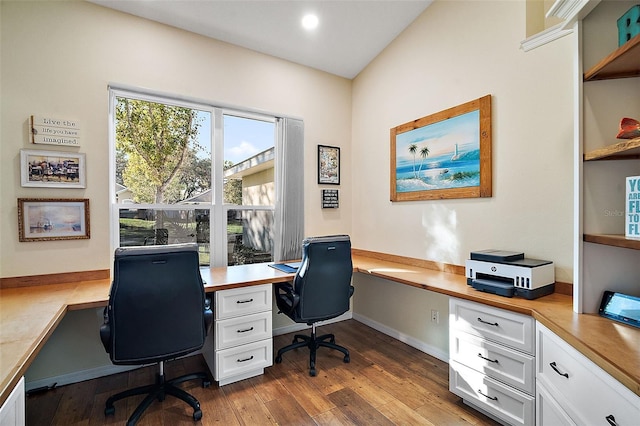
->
[626,176,640,239]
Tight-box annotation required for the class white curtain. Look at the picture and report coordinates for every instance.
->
[273,118,304,261]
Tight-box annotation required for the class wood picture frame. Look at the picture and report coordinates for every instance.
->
[390,95,492,201]
[18,198,90,242]
[20,149,86,188]
[318,145,340,185]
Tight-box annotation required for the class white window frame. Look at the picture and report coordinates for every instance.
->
[108,86,279,267]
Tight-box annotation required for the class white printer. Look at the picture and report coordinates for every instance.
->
[465,249,555,299]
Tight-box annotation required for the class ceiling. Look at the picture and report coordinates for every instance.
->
[88,0,433,79]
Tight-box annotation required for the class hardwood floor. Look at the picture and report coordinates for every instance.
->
[26,319,500,425]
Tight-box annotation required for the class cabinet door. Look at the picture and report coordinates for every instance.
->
[450,330,534,395]
[450,298,534,353]
[0,376,25,426]
[535,380,577,426]
[537,322,640,426]
[450,361,534,426]
[215,284,272,319]
[215,339,273,381]
[215,311,272,350]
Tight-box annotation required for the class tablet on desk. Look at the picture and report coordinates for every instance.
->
[598,291,640,329]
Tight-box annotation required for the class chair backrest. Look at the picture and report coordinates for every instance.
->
[293,235,353,323]
[107,243,206,364]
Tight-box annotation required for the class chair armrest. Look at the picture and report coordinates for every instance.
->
[275,282,299,315]
[203,297,213,334]
[99,306,111,353]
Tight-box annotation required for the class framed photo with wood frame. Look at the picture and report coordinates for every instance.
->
[390,95,492,201]
[20,149,86,188]
[318,145,340,185]
[18,198,90,242]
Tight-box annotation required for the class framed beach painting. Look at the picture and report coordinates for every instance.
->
[20,149,86,188]
[17,198,90,242]
[390,95,492,202]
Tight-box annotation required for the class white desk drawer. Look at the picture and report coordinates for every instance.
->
[450,298,534,354]
[215,284,272,320]
[450,330,534,395]
[215,311,272,350]
[450,361,534,426]
[215,338,273,381]
[536,322,640,426]
[535,380,577,426]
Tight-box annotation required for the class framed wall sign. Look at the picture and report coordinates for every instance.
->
[318,145,340,185]
[390,95,492,201]
[20,149,86,188]
[17,198,90,242]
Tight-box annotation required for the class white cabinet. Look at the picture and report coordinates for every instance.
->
[203,284,273,385]
[536,322,640,426]
[449,298,535,426]
[0,377,25,426]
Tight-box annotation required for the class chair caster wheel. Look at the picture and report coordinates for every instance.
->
[309,368,317,377]
[193,409,202,421]
[202,379,211,388]
[104,406,115,416]
[343,355,350,363]
[275,355,282,363]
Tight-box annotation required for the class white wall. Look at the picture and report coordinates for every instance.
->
[1,0,351,383]
[350,1,575,354]
[0,0,353,279]
[3,0,578,384]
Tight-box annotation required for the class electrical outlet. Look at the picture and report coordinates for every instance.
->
[431,309,439,323]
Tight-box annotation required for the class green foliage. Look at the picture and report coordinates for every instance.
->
[116,98,205,203]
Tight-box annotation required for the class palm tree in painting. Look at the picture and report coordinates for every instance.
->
[417,146,430,176]
[408,144,418,178]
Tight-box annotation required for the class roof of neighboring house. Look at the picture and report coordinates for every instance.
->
[224,147,274,179]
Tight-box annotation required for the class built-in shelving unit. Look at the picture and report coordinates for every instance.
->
[583,137,640,161]
[582,25,640,251]
[583,32,640,81]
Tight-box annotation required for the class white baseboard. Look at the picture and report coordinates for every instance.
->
[352,313,448,362]
[26,364,138,393]
[27,311,447,392]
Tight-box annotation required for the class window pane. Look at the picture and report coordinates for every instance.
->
[223,115,275,206]
[119,208,211,266]
[227,208,273,266]
[115,97,212,205]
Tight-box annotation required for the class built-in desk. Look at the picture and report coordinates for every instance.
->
[1,251,639,413]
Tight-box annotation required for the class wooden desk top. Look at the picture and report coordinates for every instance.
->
[1,253,639,408]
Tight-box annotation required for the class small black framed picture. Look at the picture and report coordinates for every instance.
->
[317,145,340,185]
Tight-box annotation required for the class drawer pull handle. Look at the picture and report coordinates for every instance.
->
[605,415,618,426]
[237,298,254,304]
[477,390,498,401]
[549,362,569,378]
[477,317,499,326]
[477,353,499,363]
[237,327,254,333]
[237,355,254,363]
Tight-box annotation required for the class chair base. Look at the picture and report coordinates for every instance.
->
[104,361,211,426]
[275,324,350,376]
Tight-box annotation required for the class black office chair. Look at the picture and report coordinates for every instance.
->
[274,235,354,376]
[100,243,212,425]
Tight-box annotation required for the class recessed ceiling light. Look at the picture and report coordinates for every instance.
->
[301,13,319,30]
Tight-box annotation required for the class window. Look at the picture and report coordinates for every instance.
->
[109,88,301,267]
